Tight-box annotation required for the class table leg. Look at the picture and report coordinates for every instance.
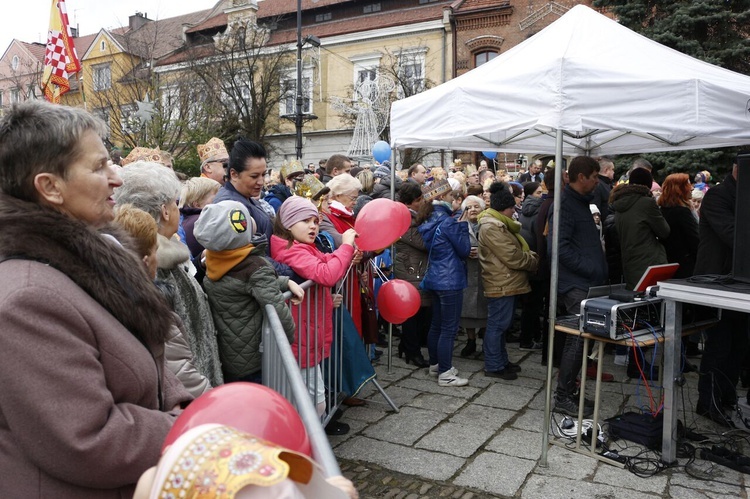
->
[661,299,682,464]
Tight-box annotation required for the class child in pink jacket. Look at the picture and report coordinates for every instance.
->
[270,196,359,414]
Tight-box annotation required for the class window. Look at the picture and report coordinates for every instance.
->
[0,92,4,107]
[363,3,381,13]
[11,55,19,71]
[92,64,111,91]
[10,88,20,104]
[398,51,426,97]
[280,69,313,116]
[419,0,440,4]
[100,40,106,52]
[351,53,381,101]
[93,107,111,136]
[120,104,138,134]
[160,85,180,123]
[474,50,498,68]
[315,12,332,22]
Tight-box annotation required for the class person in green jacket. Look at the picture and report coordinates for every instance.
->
[194,200,304,383]
[610,167,670,290]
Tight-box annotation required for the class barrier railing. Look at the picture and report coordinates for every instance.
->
[261,271,398,476]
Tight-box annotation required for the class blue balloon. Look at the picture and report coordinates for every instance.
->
[482,151,497,160]
[372,141,391,164]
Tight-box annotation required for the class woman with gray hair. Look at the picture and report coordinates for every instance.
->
[459,195,487,357]
[115,162,224,388]
[0,100,192,496]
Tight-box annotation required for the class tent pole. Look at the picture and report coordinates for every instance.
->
[540,129,564,466]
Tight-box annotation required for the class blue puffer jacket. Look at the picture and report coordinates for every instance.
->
[418,203,471,291]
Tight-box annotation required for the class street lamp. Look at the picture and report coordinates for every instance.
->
[293,0,319,159]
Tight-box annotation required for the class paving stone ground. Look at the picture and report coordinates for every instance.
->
[329,333,750,498]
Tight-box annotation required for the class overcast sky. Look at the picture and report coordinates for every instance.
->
[1,0,218,54]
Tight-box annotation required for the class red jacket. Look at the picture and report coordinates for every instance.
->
[270,235,355,368]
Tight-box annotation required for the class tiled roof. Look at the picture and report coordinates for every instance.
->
[266,4,447,45]
[452,0,510,13]
[186,12,228,33]
[257,0,352,18]
[19,41,46,62]
[125,10,213,60]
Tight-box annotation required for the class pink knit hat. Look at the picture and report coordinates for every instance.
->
[279,196,319,230]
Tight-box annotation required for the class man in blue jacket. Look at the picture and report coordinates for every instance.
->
[549,156,608,417]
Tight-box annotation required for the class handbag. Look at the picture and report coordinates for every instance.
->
[359,275,380,344]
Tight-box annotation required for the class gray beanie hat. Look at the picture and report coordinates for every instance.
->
[373,165,391,180]
[194,201,256,251]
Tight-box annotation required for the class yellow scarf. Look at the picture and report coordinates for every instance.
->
[205,244,254,280]
[479,208,530,252]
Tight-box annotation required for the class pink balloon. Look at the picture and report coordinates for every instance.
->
[355,198,409,251]
[163,383,311,456]
[395,202,412,235]
[377,279,421,324]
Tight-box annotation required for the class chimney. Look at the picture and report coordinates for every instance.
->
[129,12,151,31]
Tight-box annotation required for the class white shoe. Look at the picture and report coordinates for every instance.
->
[614,354,628,366]
[430,365,458,377]
[438,371,469,387]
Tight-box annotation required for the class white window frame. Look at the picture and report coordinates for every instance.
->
[160,84,180,123]
[350,53,381,101]
[11,55,19,71]
[119,103,138,134]
[397,48,427,98]
[280,67,313,117]
[92,64,111,92]
[10,88,20,104]
[93,107,111,136]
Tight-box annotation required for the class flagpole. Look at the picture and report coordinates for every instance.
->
[76,71,87,110]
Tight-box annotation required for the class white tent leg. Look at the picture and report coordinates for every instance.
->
[540,129,564,466]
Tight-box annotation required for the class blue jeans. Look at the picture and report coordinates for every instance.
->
[427,289,463,374]
[484,296,516,372]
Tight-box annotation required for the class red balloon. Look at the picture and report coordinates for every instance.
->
[163,383,311,456]
[394,202,412,235]
[355,198,409,251]
[377,279,421,324]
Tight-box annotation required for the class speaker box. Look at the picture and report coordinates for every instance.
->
[733,153,750,283]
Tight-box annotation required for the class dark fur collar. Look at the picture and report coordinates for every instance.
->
[0,193,172,346]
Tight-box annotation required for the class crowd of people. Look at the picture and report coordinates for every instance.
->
[0,99,745,496]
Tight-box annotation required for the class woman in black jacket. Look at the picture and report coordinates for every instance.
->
[657,173,699,279]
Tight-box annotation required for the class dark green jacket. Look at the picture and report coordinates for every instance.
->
[611,184,670,290]
[204,240,293,380]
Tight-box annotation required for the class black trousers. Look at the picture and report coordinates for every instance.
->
[698,310,750,409]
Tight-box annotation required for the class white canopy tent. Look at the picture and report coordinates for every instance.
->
[390,5,750,156]
[388,4,750,466]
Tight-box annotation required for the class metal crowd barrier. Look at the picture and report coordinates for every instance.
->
[261,270,398,476]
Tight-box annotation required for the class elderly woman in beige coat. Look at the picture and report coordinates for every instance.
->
[478,182,538,381]
[0,101,192,497]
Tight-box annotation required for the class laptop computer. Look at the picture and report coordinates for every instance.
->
[633,263,680,293]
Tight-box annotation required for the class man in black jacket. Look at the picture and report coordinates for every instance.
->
[550,157,609,417]
[694,158,749,426]
[591,156,614,220]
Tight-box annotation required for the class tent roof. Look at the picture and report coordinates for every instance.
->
[390,5,750,156]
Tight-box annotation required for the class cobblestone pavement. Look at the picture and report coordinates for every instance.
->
[328,334,750,498]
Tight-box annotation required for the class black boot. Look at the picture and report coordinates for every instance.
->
[461,339,476,358]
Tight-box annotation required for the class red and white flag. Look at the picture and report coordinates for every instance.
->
[41,0,81,103]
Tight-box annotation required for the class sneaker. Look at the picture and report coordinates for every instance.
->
[485,369,518,380]
[519,341,542,351]
[438,371,469,387]
[554,395,593,418]
[614,354,628,366]
[430,365,458,377]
